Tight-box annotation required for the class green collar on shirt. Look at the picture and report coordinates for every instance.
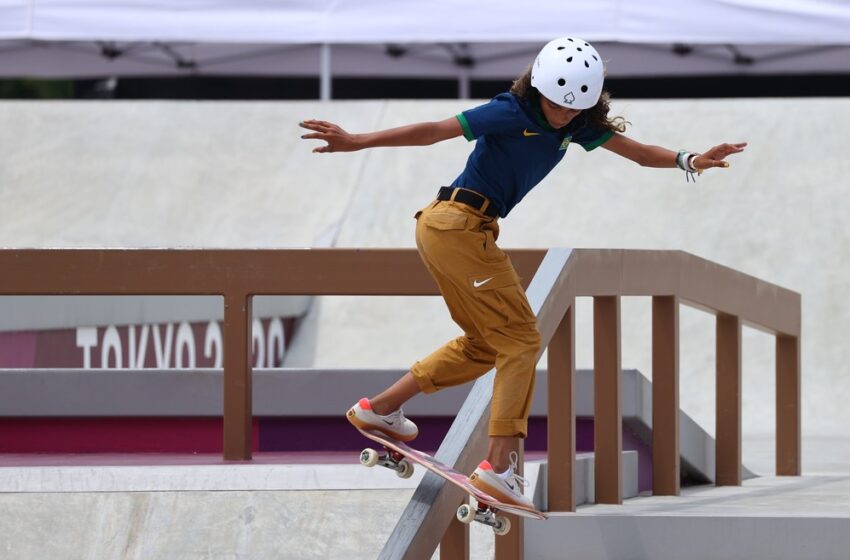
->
[532,101,557,132]
[532,98,586,136]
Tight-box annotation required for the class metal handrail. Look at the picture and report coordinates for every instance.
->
[378,249,801,560]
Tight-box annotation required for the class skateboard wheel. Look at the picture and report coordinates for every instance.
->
[396,459,414,479]
[360,448,379,468]
[456,504,475,524]
[493,516,511,536]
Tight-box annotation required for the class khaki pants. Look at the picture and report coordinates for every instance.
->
[410,196,541,438]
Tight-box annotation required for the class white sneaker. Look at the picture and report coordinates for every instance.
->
[468,451,534,509]
[346,398,419,442]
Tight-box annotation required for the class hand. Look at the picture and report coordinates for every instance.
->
[693,142,747,170]
[299,119,360,153]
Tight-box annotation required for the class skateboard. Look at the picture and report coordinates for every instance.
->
[355,427,547,535]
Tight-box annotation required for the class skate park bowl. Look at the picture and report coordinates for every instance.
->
[2,97,850,559]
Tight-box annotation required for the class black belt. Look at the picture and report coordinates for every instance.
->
[436,187,499,218]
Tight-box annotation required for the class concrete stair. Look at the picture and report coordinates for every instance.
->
[528,450,640,509]
[525,475,850,560]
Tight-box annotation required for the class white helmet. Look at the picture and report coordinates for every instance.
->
[531,37,605,110]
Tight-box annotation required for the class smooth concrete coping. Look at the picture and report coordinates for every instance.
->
[2,453,634,510]
[0,463,425,493]
[0,367,676,417]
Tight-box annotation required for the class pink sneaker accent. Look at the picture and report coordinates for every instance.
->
[468,452,533,509]
[346,399,419,442]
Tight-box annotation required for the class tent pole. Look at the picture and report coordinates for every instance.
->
[320,43,332,101]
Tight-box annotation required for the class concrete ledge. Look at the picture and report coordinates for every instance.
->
[0,368,754,483]
[527,476,850,560]
[531,450,640,510]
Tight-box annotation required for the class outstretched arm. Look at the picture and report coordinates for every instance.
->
[602,132,747,171]
[300,117,463,154]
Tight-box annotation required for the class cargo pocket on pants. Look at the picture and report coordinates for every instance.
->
[467,268,535,327]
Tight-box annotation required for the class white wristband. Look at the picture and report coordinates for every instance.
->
[686,154,699,173]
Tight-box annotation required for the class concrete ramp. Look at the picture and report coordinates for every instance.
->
[0,100,388,249]
[3,98,849,436]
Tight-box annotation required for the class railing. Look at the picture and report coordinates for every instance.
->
[0,248,544,460]
[380,249,801,560]
[0,248,801,560]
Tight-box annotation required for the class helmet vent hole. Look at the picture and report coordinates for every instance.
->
[584,60,590,68]
[557,46,566,50]
[577,47,583,52]
[567,38,574,42]
[593,55,598,61]
[558,78,566,86]
[581,85,589,93]
[567,56,573,62]
[584,42,589,47]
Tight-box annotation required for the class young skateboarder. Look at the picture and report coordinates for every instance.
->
[301,37,746,508]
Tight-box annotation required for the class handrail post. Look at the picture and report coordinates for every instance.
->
[547,302,575,511]
[776,334,801,475]
[594,295,622,504]
[716,313,742,485]
[223,292,253,460]
[439,496,469,559]
[495,440,524,560]
[652,295,680,495]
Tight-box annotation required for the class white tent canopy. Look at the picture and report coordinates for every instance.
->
[3,0,850,44]
[2,0,850,80]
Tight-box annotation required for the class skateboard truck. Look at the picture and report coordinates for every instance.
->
[360,447,415,479]
[456,503,511,536]
[353,426,546,536]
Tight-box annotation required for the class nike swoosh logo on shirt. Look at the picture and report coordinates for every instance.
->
[473,277,495,288]
[522,129,540,137]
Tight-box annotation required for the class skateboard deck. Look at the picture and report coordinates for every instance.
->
[355,427,547,533]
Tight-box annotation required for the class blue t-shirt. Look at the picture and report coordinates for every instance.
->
[452,92,613,217]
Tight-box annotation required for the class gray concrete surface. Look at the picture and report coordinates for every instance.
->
[0,101,383,249]
[2,98,849,441]
[528,475,850,559]
[0,461,538,560]
[0,489,412,560]
[1,463,845,559]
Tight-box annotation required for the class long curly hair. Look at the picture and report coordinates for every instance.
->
[509,65,628,133]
